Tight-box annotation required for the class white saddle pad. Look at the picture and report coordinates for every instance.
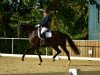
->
[45,31,52,38]
[38,27,52,39]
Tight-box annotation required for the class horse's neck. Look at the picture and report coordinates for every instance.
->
[26,27,36,34]
[30,28,38,34]
[29,28,38,38]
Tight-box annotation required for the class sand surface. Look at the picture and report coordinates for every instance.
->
[0,57,100,74]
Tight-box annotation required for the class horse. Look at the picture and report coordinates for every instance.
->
[17,23,35,38]
[19,24,80,65]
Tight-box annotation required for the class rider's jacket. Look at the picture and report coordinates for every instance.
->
[39,15,49,28]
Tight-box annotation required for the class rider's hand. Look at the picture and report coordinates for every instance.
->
[35,24,40,27]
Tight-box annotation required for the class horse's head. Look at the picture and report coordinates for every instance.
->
[17,23,36,38]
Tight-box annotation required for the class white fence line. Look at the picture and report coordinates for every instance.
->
[1,38,100,61]
[0,37,29,40]
[0,38,29,54]
[1,38,100,54]
[0,38,48,55]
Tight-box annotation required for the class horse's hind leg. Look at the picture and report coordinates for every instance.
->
[52,46,61,62]
[21,49,28,61]
[60,44,71,65]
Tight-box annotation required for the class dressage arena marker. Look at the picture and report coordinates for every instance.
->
[69,69,79,75]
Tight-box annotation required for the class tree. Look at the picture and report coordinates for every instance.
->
[56,0,88,39]
[0,0,88,39]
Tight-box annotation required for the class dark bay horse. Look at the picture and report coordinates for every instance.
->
[17,23,35,38]
[19,24,80,65]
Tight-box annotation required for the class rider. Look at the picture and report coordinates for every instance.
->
[36,8,50,43]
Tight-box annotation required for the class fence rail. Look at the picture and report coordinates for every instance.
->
[0,38,48,55]
[0,38,29,54]
[1,38,100,58]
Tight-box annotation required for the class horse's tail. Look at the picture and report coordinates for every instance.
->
[66,34,80,55]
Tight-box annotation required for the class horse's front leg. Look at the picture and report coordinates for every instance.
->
[21,49,28,61]
[36,49,42,65]
[21,47,32,61]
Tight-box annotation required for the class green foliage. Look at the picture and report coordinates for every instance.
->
[39,47,52,55]
[56,1,88,39]
[0,39,12,53]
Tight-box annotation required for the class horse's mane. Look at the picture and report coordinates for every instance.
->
[18,23,63,38]
[17,23,36,37]
[18,23,39,31]
[32,27,38,31]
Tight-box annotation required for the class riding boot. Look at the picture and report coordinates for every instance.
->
[40,33,46,45]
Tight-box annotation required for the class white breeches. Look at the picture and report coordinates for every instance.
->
[41,27,48,34]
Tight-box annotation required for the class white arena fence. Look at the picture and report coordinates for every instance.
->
[0,38,29,54]
[1,38,100,61]
[0,37,49,55]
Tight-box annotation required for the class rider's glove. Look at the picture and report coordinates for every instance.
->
[35,24,40,27]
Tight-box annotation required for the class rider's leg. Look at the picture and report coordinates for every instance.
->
[40,27,48,38]
[40,27,48,45]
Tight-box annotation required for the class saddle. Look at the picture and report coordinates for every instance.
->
[37,27,52,45]
[37,27,52,39]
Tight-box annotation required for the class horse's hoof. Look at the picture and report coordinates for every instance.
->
[59,58,61,60]
[38,62,41,65]
[53,58,55,62]
[21,58,24,61]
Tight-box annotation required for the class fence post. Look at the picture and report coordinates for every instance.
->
[46,47,48,56]
[12,38,14,54]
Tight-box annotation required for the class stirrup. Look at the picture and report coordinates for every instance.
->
[40,38,45,45]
